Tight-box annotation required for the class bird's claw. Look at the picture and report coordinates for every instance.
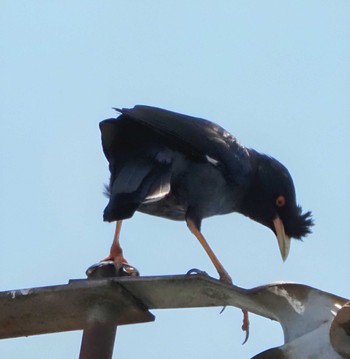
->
[86,261,139,278]
[241,309,250,345]
[114,261,140,277]
[186,268,209,277]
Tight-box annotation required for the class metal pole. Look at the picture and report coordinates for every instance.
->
[79,262,136,359]
[79,321,117,359]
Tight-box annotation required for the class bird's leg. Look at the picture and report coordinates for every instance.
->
[186,218,232,283]
[101,221,139,276]
[102,220,127,263]
[186,218,249,343]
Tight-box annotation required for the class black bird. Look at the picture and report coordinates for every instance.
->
[100,105,313,282]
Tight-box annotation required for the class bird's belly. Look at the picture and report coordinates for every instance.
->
[138,195,186,221]
[138,162,240,221]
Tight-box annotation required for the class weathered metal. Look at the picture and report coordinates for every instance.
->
[0,277,154,339]
[330,301,350,358]
[78,262,140,359]
[0,270,348,358]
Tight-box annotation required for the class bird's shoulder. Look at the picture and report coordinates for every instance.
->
[100,105,252,183]
[119,105,237,149]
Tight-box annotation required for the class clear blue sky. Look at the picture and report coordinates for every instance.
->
[1,1,349,358]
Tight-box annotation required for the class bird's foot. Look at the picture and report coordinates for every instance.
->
[241,309,250,345]
[98,253,140,277]
[86,260,139,278]
[217,272,250,344]
[101,252,128,263]
[219,306,226,314]
[219,271,233,285]
[186,268,209,277]
[186,268,250,343]
[217,274,230,319]
[113,261,140,277]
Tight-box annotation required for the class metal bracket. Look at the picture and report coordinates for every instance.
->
[0,269,348,358]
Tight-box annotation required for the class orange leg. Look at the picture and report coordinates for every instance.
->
[186,218,232,283]
[101,220,139,276]
[101,220,127,263]
[186,218,249,343]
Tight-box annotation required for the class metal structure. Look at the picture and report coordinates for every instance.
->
[0,264,349,358]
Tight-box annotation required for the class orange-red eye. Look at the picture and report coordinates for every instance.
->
[276,195,286,207]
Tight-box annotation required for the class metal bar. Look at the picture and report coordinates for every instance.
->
[78,262,138,359]
[0,268,348,358]
[79,321,117,359]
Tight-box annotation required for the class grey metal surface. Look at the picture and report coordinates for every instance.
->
[117,273,349,358]
[78,262,138,359]
[0,279,154,339]
[330,301,350,358]
[0,272,348,358]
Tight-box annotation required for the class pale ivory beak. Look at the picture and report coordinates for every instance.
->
[273,216,291,261]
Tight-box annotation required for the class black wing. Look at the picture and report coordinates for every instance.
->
[112,105,252,183]
[100,106,252,221]
[100,115,174,221]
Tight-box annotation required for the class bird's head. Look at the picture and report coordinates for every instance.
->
[241,152,313,261]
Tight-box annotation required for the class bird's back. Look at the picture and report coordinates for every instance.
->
[100,106,252,222]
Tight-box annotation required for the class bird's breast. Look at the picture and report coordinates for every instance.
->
[138,161,242,221]
[138,195,187,221]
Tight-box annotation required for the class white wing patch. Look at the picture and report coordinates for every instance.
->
[144,171,171,203]
[205,155,219,166]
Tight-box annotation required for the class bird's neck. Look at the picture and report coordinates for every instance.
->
[237,150,268,221]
